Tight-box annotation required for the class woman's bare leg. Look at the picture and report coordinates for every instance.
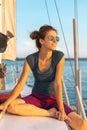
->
[66,112,87,130]
[7,98,57,117]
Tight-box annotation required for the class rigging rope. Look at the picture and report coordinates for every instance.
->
[45,0,51,25]
[54,0,75,81]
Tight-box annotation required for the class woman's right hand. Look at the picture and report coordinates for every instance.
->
[0,102,9,118]
[56,111,71,123]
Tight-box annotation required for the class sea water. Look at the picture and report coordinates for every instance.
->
[3,59,87,114]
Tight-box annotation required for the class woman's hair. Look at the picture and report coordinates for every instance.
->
[30,25,57,50]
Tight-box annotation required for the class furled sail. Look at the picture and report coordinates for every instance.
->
[0,0,16,89]
[0,0,16,61]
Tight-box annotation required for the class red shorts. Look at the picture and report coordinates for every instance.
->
[21,92,73,115]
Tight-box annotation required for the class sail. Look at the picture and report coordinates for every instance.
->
[0,0,16,61]
[0,0,2,38]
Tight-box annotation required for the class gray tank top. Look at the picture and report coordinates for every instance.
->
[26,50,64,95]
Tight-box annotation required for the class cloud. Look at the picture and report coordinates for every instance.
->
[16,40,37,58]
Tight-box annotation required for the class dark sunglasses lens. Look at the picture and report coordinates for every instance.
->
[56,36,59,41]
[48,36,54,41]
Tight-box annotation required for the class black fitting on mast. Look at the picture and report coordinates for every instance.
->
[0,31,14,53]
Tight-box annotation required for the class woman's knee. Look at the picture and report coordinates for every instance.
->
[10,98,25,105]
[7,99,25,114]
[79,120,87,130]
[7,104,17,114]
[68,112,87,130]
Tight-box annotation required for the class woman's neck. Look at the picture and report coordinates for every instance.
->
[38,49,52,72]
[39,49,52,61]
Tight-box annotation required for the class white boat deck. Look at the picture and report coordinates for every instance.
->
[0,114,71,130]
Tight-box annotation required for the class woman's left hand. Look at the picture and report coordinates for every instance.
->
[56,111,71,123]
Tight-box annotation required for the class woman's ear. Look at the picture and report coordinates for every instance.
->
[39,38,44,45]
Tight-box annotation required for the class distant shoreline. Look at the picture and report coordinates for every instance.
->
[65,58,87,60]
[16,57,87,61]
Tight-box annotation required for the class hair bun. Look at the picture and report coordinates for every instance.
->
[30,31,39,39]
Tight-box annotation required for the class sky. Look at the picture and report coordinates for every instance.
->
[16,0,87,58]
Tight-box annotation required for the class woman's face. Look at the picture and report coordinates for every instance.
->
[40,30,59,51]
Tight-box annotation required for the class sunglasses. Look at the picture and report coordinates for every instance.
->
[48,35,60,42]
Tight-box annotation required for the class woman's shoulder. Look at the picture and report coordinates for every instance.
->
[53,50,64,57]
[52,50,64,65]
[26,51,38,59]
[25,51,38,69]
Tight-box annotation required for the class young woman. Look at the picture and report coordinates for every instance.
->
[0,25,87,130]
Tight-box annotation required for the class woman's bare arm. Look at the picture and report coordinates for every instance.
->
[0,60,31,116]
[54,56,65,112]
[6,59,31,104]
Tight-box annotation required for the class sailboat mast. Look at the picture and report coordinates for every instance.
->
[73,0,87,119]
[73,19,79,90]
[73,18,86,119]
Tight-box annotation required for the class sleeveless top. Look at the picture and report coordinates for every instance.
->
[26,50,64,95]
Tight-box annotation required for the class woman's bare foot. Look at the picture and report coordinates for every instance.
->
[48,108,57,118]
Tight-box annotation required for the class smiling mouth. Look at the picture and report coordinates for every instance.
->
[52,44,57,47]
